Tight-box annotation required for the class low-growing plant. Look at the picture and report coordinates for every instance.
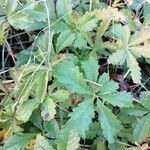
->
[0,0,150,149]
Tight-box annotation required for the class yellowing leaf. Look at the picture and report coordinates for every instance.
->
[41,97,56,121]
[16,100,39,122]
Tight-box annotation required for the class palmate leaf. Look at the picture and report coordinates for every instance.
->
[64,100,94,138]
[2,133,36,150]
[57,130,80,150]
[97,100,122,143]
[54,60,93,95]
[108,24,150,84]
[81,56,99,82]
[133,113,150,142]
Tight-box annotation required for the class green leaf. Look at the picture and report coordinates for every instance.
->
[41,97,56,121]
[74,32,87,49]
[101,92,133,108]
[126,51,141,84]
[81,56,99,82]
[34,134,54,150]
[98,73,110,85]
[16,99,39,122]
[44,120,59,139]
[50,90,70,102]
[56,30,75,53]
[111,24,130,46]
[57,130,80,150]
[95,17,111,48]
[34,70,49,103]
[3,0,18,15]
[124,105,149,117]
[140,91,150,111]
[65,100,94,138]
[99,80,119,95]
[54,61,93,95]
[129,27,150,46]
[130,45,150,58]
[97,100,122,143]
[77,12,97,32]
[97,140,106,150]
[25,3,47,22]
[56,0,73,25]
[133,113,150,142]
[8,12,35,30]
[2,133,36,150]
[30,109,42,130]
[108,49,126,65]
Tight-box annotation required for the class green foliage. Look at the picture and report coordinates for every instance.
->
[1,0,150,149]
[54,60,93,95]
[64,100,94,138]
[2,133,36,150]
[97,100,122,143]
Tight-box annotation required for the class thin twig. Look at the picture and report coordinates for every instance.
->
[85,79,103,87]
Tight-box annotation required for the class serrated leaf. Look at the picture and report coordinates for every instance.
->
[98,73,110,85]
[57,130,80,150]
[108,49,126,65]
[140,91,150,111]
[133,113,150,142]
[99,80,119,95]
[56,30,75,53]
[16,99,39,122]
[126,51,141,84]
[124,105,149,116]
[81,56,99,82]
[97,100,122,143]
[44,120,59,139]
[77,12,97,32]
[65,100,94,138]
[34,134,54,150]
[95,17,111,48]
[8,12,35,30]
[54,61,93,95]
[2,133,36,150]
[25,3,47,22]
[74,32,87,49]
[111,24,130,46]
[41,97,56,121]
[50,90,70,102]
[129,27,150,46]
[56,0,73,25]
[130,46,150,58]
[101,92,133,108]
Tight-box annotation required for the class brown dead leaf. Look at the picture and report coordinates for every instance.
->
[26,139,36,150]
